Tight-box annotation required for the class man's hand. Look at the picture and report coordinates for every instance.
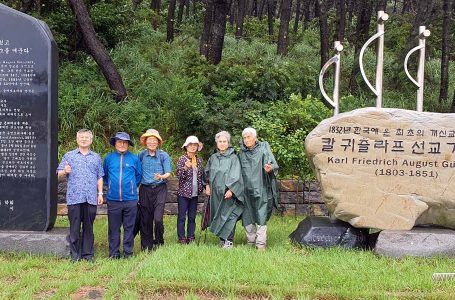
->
[97,194,104,205]
[264,163,273,173]
[205,185,211,196]
[224,190,233,199]
[64,161,72,175]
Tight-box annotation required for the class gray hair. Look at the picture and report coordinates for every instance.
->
[76,128,93,139]
[242,127,257,138]
[215,131,231,145]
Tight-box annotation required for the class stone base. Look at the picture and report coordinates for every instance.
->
[289,216,369,249]
[374,227,455,258]
[0,227,70,257]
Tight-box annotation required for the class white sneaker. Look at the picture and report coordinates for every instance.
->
[222,240,233,249]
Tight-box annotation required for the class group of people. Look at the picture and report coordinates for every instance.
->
[57,127,279,261]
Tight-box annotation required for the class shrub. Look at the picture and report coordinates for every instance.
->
[247,94,331,179]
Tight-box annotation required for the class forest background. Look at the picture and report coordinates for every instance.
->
[2,0,455,179]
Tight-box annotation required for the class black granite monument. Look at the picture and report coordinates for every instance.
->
[0,4,58,231]
[289,216,370,249]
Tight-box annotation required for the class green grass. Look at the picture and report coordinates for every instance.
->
[1,215,454,299]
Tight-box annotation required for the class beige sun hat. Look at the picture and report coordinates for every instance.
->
[140,128,163,146]
[182,136,203,151]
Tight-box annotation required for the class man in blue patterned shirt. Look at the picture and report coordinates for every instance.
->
[57,129,104,262]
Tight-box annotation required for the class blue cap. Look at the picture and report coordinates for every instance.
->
[109,132,134,146]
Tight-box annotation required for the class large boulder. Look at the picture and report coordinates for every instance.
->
[305,107,455,230]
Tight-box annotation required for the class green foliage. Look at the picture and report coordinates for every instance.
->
[247,94,331,179]
[89,0,137,49]
[239,16,278,43]
[16,0,450,176]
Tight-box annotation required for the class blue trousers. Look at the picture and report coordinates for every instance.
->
[177,196,198,240]
[107,200,137,258]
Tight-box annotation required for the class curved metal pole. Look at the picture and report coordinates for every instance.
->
[404,45,424,87]
[318,41,343,115]
[319,57,338,109]
[359,11,388,108]
[359,32,382,96]
[403,26,430,112]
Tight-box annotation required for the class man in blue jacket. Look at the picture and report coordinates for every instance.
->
[104,132,142,259]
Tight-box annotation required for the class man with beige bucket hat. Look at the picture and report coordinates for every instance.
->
[137,129,172,250]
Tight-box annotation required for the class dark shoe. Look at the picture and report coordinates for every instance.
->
[82,257,94,263]
[109,255,120,260]
[123,254,133,259]
[186,237,195,244]
[178,239,187,245]
[154,241,164,248]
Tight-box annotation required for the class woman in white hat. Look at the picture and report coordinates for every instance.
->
[176,136,204,244]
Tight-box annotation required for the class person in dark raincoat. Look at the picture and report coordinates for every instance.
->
[204,131,244,249]
[238,127,279,251]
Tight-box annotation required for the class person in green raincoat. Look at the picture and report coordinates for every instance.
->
[238,127,279,251]
[204,131,244,249]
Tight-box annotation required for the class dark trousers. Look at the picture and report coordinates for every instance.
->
[139,184,167,250]
[107,200,137,258]
[67,202,97,261]
[221,224,236,242]
[177,196,198,240]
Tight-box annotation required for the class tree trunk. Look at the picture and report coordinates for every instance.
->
[177,0,185,26]
[167,0,177,42]
[258,0,266,19]
[200,0,229,64]
[35,0,41,15]
[348,0,373,94]
[228,0,235,25]
[401,0,433,61]
[347,0,355,25]
[267,0,274,36]
[151,0,161,11]
[439,0,453,103]
[193,0,198,15]
[293,0,301,33]
[68,0,127,102]
[315,0,329,68]
[186,0,191,16]
[376,0,387,12]
[20,0,35,13]
[334,0,346,42]
[251,0,258,16]
[132,0,142,9]
[235,0,246,39]
[402,0,410,14]
[303,0,314,30]
[277,0,292,55]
